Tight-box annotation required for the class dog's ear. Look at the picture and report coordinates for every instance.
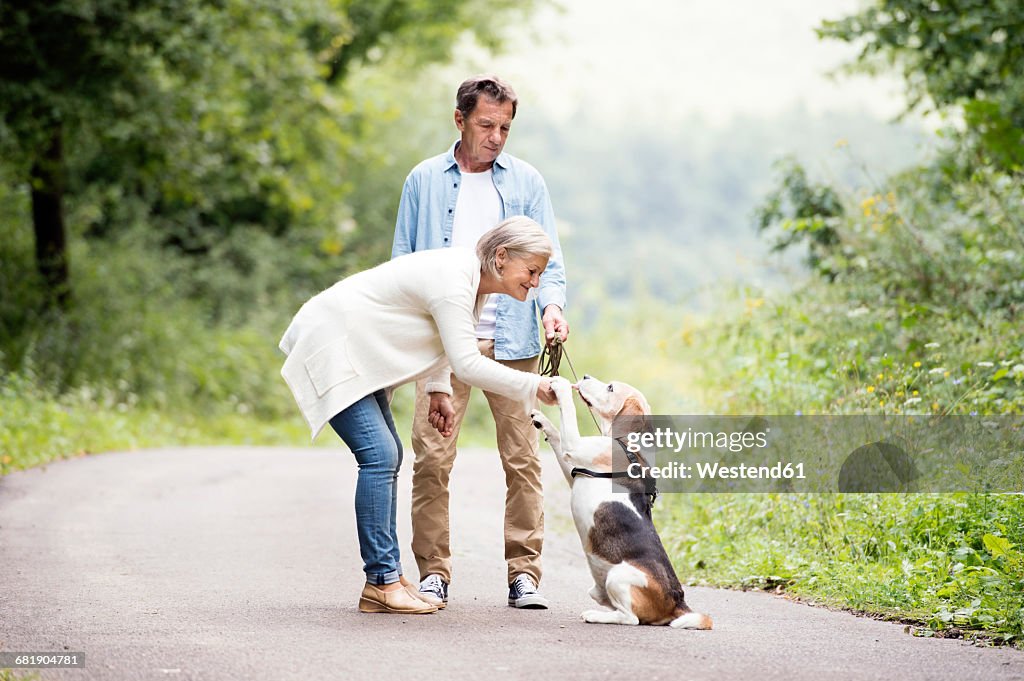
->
[617,395,653,439]
[619,395,650,417]
[619,396,642,417]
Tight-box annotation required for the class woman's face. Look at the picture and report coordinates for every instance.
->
[496,250,548,301]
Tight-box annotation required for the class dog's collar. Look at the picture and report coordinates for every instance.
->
[571,466,660,507]
[570,467,632,479]
[569,439,644,480]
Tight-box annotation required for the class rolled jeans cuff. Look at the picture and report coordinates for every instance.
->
[366,569,401,586]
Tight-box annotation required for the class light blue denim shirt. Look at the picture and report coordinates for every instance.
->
[392,141,567,361]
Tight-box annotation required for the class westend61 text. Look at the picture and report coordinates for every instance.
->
[627,461,806,480]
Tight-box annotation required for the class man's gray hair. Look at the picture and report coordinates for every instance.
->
[456,74,518,119]
[476,216,552,278]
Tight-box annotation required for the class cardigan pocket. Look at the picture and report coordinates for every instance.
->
[304,338,358,397]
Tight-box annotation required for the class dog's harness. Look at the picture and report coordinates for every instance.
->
[569,438,659,507]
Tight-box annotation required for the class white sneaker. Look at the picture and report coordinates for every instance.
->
[418,574,448,609]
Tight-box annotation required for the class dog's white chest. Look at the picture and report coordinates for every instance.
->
[569,479,641,543]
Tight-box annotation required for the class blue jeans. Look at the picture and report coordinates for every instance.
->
[329,390,403,585]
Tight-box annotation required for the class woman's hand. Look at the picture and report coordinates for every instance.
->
[427,392,456,437]
[536,378,557,406]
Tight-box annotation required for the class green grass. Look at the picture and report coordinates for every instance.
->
[0,670,41,681]
[659,492,1024,644]
[0,370,313,475]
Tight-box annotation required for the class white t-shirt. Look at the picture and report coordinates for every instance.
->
[451,169,502,339]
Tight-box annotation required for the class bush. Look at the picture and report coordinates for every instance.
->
[0,181,309,469]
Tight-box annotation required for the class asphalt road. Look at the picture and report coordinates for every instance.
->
[1,445,1022,681]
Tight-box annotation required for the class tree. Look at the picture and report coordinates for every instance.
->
[0,0,535,309]
[819,0,1024,171]
[0,1,206,307]
[754,158,844,280]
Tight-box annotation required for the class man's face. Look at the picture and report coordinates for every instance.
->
[455,96,514,172]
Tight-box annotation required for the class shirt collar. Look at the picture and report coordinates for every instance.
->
[446,140,510,173]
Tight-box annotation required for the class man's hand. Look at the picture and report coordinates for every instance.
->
[427,392,456,437]
[542,304,570,345]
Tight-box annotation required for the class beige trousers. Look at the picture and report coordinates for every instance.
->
[410,339,543,586]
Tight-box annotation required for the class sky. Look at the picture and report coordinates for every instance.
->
[450,0,909,127]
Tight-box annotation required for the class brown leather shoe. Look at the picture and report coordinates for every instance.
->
[400,575,446,610]
[359,583,437,614]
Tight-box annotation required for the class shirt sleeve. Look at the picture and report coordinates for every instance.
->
[428,296,541,409]
[527,173,567,312]
[392,172,419,258]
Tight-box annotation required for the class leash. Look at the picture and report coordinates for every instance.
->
[539,336,601,432]
[539,335,580,380]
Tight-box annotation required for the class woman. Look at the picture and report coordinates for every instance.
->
[279,216,558,614]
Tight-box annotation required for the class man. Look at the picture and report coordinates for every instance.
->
[392,74,569,610]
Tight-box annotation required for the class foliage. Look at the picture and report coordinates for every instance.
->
[819,0,1024,171]
[746,146,1024,412]
[0,0,203,161]
[0,1,535,469]
[670,3,1024,628]
[754,157,844,279]
[0,201,288,405]
[669,109,1024,642]
[0,0,535,304]
[701,162,1024,417]
[661,493,1024,644]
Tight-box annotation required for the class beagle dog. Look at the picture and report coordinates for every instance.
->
[531,375,712,629]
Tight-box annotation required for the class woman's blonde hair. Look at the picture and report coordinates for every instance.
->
[476,216,553,278]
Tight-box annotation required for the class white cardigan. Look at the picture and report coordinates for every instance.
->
[279,248,542,438]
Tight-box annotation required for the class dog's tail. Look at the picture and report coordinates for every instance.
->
[669,608,713,630]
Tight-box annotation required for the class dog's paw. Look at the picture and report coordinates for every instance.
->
[582,608,638,625]
[530,410,554,440]
[549,376,573,398]
[581,609,611,623]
